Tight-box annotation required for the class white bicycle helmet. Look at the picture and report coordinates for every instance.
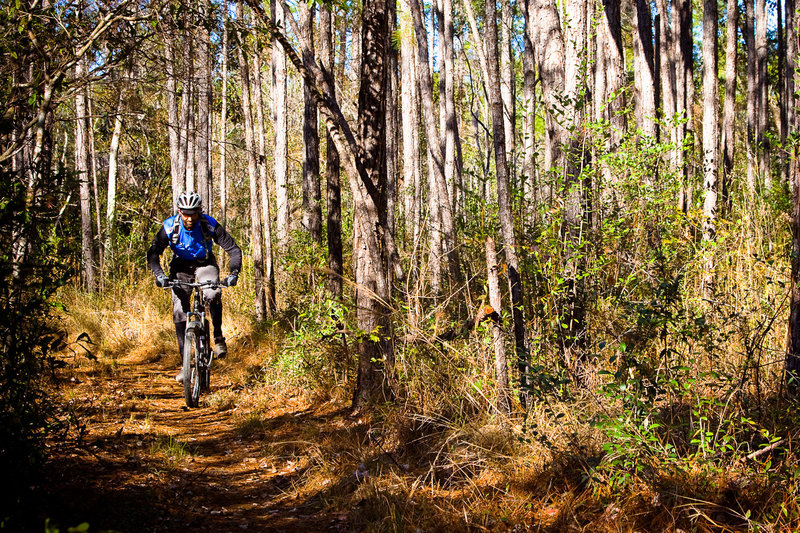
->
[176,191,202,213]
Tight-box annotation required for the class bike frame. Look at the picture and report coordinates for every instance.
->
[165,280,223,407]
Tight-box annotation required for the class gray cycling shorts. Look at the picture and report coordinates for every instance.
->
[170,263,220,323]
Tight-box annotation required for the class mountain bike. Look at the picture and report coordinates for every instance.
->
[164,280,227,408]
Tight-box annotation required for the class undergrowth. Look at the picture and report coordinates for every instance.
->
[51,188,800,531]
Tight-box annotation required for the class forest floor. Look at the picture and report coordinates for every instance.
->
[21,346,387,532]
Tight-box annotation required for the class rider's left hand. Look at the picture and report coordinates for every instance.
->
[223,271,238,287]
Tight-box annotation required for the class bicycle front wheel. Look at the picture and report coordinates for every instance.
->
[183,326,202,408]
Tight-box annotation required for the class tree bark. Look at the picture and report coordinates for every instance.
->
[301,1,323,242]
[720,0,738,211]
[75,55,96,292]
[351,0,394,408]
[486,237,511,415]
[407,0,461,286]
[253,37,277,314]
[633,0,658,140]
[272,0,289,249]
[219,12,229,226]
[196,0,212,209]
[321,6,343,298]
[755,0,768,189]
[702,0,719,299]
[105,69,125,269]
[237,1,267,320]
[784,0,800,392]
[486,0,530,400]
[745,0,758,194]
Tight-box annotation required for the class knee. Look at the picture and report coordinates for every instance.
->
[204,288,221,302]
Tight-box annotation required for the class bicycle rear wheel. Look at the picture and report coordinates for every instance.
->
[183,326,202,408]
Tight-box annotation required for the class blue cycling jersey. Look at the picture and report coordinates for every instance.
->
[162,214,218,261]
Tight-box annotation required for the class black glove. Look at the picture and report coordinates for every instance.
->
[155,274,169,288]
[223,272,238,287]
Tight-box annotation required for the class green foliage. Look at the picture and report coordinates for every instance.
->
[0,169,69,519]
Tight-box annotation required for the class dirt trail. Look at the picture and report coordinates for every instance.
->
[34,352,359,532]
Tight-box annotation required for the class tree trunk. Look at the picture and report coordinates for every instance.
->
[486,0,530,400]
[237,1,267,320]
[521,2,537,213]
[486,236,511,415]
[633,0,657,140]
[720,0,738,211]
[675,0,693,211]
[219,12,229,226]
[352,0,394,409]
[408,0,461,286]
[105,70,124,269]
[755,0,768,189]
[500,1,515,174]
[784,0,800,392]
[702,0,719,299]
[75,56,96,292]
[745,0,758,194]
[165,37,181,209]
[273,0,290,250]
[253,37,277,314]
[301,1,322,242]
[400,2,421,247]
[321,6,343,298]
[196,0,212,210]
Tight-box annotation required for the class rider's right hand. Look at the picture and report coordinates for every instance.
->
[155,274,169,288]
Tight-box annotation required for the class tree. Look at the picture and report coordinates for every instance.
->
[701,0,719,298]
[720,0,738,209]
[75,54,97,291]
[320,5,343,298]
[633,0,657,140]
[485,0,530,401]
[301,0,322,242]
[237,1,267,320]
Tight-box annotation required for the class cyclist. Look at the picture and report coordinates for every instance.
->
[147,191,242,383]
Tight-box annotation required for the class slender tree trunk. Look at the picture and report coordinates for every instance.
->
[75,57,96,291]
[779,0,788,185]
[486,236,511,415]
[633,0,657,140]
[321,6,343,298]
[675,0,693,210]
[86,93,103,278]
[196,0,212,209]
[400,2,421,247]
[755,0,769,188]
[220,12,229,226]
[301,0,322,242]
[746,0,758,194]
[594,0,625,201]
[500,1,515,174]
[486,0,530,401]
[237,1,267,320]
[408,0,461,286]
[253,38,277,314]
[165,37,181,208]
[702,0,719,298]
[105,71,125,268]
[720,0,738,211]
[784,0,800,392]
[272,0,290,249]
[521,1,537,212]
[657,0,676,165]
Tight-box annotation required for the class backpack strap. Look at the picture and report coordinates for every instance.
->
[170,214,181,245]
[170,214,214,253]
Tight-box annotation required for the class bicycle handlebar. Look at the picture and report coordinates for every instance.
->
[161,279,229,290]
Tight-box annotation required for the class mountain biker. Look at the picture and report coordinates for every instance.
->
[147,191,242,383]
